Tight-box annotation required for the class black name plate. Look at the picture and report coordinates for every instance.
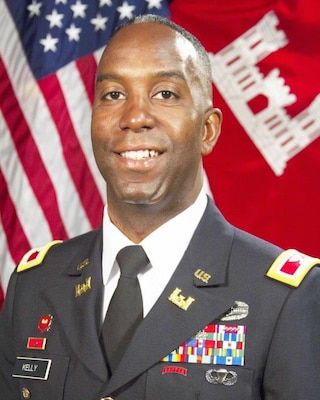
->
[12,357,52,380]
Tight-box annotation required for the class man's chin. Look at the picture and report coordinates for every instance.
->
[124,198,158,206]
[108,184,166,208]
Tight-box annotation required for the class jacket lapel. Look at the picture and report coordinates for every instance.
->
[104,200,237,394]
[42,228,108,382]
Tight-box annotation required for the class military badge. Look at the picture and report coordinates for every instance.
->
[17,240,62,272]
[161,324,246,366]
[75,276,92,297]
[168,287,195,311]
[206,368,238,386]
[37,315,53,333]
[267,249,320,287]
[221,301,249,321]
[27,337,47,350]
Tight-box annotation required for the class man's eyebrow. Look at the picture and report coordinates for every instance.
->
[95,70,187,83]
[154,70,187,82]
[96,72,120,83]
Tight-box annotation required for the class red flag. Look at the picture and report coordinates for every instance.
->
[170,0,320,257]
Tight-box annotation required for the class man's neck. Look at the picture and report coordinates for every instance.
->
[107,192,200,243]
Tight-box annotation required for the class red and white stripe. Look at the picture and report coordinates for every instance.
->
[0,2,106,301]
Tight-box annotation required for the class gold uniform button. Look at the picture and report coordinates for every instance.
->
[21,387,31,399]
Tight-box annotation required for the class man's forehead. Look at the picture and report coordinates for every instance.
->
[111,21,175,41]
[102,22,198,66]
[108,22,195,53]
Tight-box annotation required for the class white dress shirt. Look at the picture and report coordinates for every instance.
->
[101,190,208,320]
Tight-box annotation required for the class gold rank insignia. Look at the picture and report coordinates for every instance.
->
[75,277,92,297]
[168,287,195,311]
[266,249,320,287]
[17,240,63,273]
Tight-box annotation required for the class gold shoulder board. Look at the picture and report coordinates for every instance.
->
[17,240,63,273]
[267,249,320,287]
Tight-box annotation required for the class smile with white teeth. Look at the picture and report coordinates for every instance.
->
[120,150,159,160]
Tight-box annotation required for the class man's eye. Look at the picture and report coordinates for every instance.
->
[103,91,124,100]
[154,91,177,100]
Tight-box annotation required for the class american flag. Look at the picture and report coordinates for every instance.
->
[0,0,170,306]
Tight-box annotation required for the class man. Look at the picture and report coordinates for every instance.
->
[0,15,319,400]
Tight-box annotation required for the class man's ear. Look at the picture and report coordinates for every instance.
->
[201,108,222,156]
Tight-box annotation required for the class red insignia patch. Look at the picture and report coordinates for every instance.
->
[267,249,320,287]
[26,250,40,262]
[27,337,47,350]
[162,366,188,376]
[37,315,53,333]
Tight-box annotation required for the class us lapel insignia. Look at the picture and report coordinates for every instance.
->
[194,269,211,284]
[168,287,195,311]
[76,258,90,271]
[75,276,92,297]
[220,301,249,321]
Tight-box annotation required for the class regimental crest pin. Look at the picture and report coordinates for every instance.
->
[37,315,53,333]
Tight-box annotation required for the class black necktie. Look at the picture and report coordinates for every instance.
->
[101,245,149,374]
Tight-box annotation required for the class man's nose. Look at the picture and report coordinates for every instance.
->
[119,97,156,132]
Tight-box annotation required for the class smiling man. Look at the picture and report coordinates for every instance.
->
[0,15,320,400]
[91,18,220,242]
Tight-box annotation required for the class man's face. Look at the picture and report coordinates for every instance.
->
[91,22,220,212]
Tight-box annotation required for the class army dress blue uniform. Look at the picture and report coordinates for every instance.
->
[0,198,320,399]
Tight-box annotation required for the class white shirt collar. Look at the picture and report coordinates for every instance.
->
[102,190,208,315]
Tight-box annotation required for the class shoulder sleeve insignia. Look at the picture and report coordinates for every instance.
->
[266,249,320,287]
[17,240,63,273]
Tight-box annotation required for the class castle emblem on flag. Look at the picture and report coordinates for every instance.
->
[209,11,320,176]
